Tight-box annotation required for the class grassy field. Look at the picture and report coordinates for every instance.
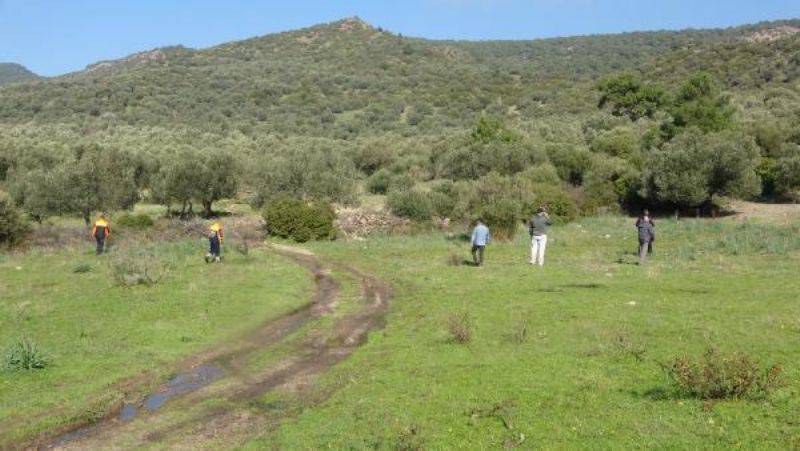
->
[0,238,312,445]
[246,216,800,449]
[3,214,800,448]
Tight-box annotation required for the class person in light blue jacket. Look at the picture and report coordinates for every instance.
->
[471,218,491,266]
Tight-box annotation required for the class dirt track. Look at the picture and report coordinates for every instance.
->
[33,244,390,450]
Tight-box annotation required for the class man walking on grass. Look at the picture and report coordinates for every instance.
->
[471,218,490,267]
[529,206,552,266]
[636,209,655,265]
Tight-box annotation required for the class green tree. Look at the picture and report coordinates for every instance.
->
[195,150,239,218]
[644,129,761,206]
[667,73,735,136]
[0,191,31,248]
[597,74,668,121]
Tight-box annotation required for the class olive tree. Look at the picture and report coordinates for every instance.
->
[643,129,761,207]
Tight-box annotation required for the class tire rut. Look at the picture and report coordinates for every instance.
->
[35,245,389,450]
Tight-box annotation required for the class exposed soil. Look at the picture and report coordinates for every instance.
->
[30,244,390,450]
[728,200,800,224]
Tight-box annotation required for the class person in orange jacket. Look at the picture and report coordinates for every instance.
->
[206,221,224,263]
[92,214,111,255]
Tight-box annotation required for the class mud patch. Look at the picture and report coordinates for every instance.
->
[38,245,391,450]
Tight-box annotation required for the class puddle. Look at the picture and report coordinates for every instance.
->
[130,365,224,419]
[49,365,224,448]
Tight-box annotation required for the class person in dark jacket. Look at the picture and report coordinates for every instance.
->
[636,209,655,265]
[528,206,553,266]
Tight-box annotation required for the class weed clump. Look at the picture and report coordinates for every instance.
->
[116,213,155,230]
[513,319,529,344]
[395,424,423,451]
[446,251,461,266]
[72,262,92,274]
[109,248,169,287]
[663,348,783,400]
[448,312,473,344]
[4,336,49,371]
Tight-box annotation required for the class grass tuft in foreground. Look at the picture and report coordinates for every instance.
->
[3,336,49,371]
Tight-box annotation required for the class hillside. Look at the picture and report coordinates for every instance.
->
[0,17,797,138]
[0,63,39,86]
[0,17,799,223]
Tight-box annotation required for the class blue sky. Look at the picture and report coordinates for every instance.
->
[1,0,798,76]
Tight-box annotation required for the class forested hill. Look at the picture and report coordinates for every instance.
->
[0,63,39,86]
[0,17,798,138]
[1,16,800,226]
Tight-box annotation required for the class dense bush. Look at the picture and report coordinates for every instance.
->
[525,183,580,223]
[480,198,522,240]
[0,191,30,248]
[663,348,783,400]
[366,169,415,195]
[262,197,337,242]
[116,213,155,229]
[251,145,358,207]
[387,189,433,221]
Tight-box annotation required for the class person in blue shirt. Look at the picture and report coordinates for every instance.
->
[471,218,491,266]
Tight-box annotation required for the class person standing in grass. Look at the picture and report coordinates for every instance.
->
[470,218,490,267]
[91,214,111,255]
[528,206,552,266]
[206,221,223,263]
[636,209,655,265]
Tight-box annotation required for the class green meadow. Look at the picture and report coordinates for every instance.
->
[0,240,311,444]
[2,215,800,448]
[255,217,800,449]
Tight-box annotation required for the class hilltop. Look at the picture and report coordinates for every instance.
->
[0,63,39,86]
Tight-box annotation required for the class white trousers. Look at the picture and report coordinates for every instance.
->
[531,235,547,266]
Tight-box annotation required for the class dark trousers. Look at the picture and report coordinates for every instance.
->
[209,238,221,257]
[95,236,105,255]
[472,245,485,266]
[638,240,651,265]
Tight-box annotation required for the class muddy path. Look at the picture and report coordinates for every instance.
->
[33,244,390,450]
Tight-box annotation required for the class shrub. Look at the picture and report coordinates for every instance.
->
[663,348,783,400]
[109,248,169,287]
[366,169,392,194]
[480,199,521,240]
[387,189,433,221]
[448,312,473,344]
[428,181,459,218]
[0,191,31,248]
[366,170,415,195]
[527,183,580,223]
[72,262,92,274]
[116,213,155,229]
[4,336,48,371]
[262,197,337,243]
